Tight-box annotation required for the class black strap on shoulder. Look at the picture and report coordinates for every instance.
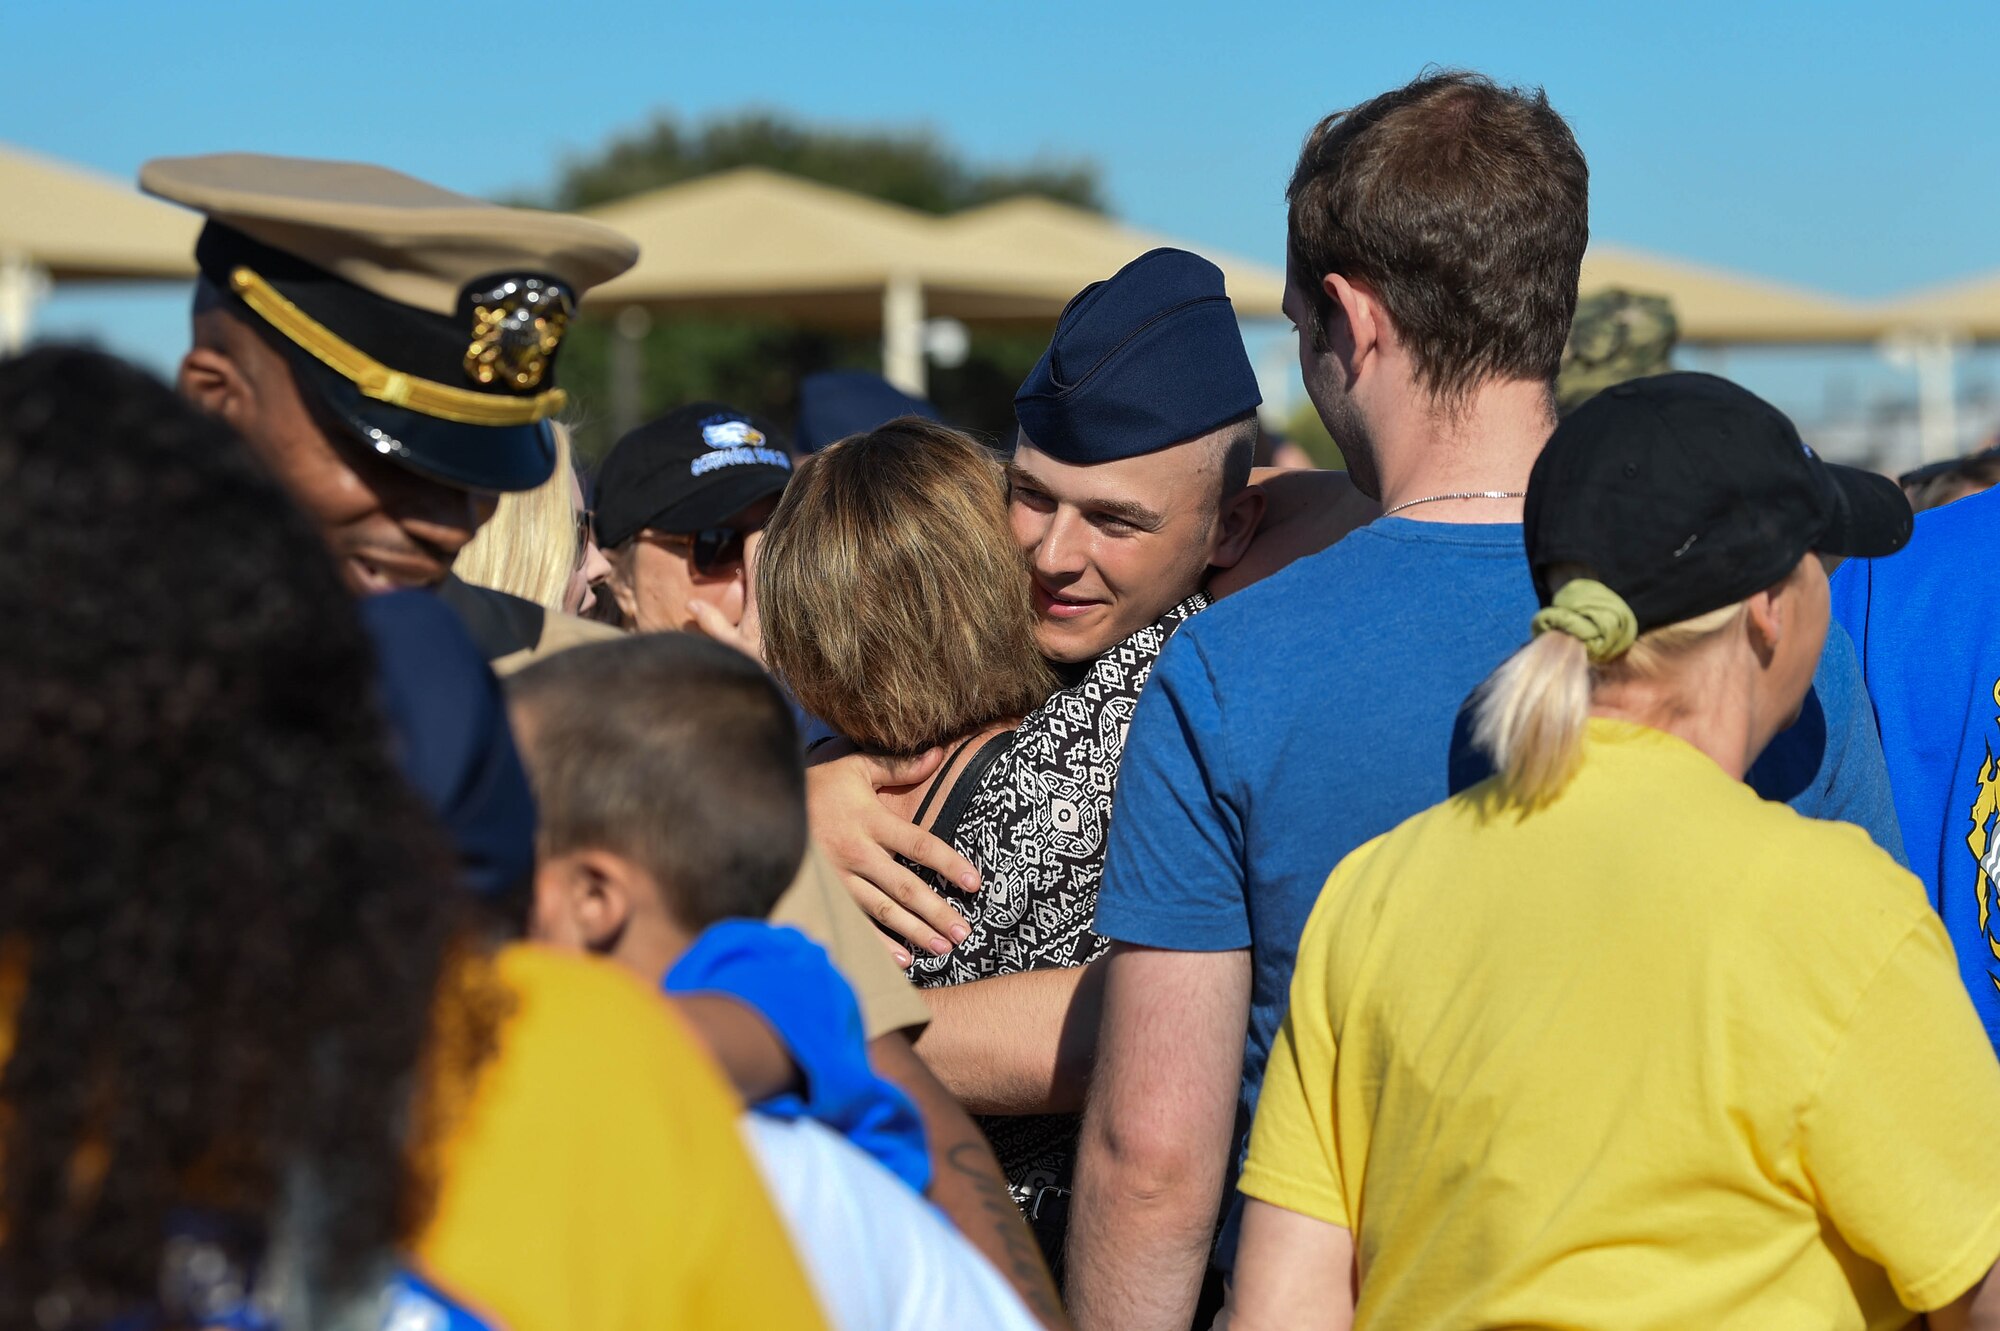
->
[912,732,983,829]
[434,575,546,662]
[918,731,1013,846]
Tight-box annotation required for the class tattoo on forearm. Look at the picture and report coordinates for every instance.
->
[946,1140,1066,1325]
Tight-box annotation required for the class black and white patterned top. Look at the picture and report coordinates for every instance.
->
[907,593,1207,1262]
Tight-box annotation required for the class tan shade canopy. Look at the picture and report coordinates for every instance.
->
[580,167,1288,396]
[0,142,197,281]
[583,167,1287,324]
[934,196,1287,319]
[1579,244,1883,345]
[586,166,1036,323]
[1877,271,2000,340]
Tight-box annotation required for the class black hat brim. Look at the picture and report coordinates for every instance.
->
[634,465,792,538]
[294,354,558,494]
[1817,461,1914,560]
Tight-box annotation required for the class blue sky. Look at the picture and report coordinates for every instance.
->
[11,0,1999,439]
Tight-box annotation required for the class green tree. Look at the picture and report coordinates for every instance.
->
[538,110,1104,458]
[546,110,1101,214]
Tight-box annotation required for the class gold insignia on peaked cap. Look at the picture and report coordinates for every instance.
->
[138,153,638,318]
[464,277,572,391]
[225,265,570,426]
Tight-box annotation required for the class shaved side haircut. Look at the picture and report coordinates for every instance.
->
[1214,414,1258,501]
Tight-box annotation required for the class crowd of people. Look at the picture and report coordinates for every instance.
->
[7,67,2000,1331]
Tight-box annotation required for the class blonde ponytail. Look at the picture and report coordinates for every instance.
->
[1472,573,1747,809]
[1471,629,1594,808]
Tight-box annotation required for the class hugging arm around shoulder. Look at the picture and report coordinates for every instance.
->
[915,962,1106,1115]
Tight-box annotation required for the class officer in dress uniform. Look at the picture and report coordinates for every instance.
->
[141,153,638,667]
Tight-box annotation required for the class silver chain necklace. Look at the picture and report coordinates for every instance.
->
[1381,488,1526,518]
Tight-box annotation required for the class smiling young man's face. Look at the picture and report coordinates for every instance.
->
[1007,432,1235,664]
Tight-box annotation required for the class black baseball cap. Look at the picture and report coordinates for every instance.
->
[594,403,794,548]
[1526,372,1912,630]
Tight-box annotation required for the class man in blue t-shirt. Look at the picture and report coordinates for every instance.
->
[1067,71,1905,1331]
[1832,483,2000,1049]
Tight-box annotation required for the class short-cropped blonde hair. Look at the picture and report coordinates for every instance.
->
[758,417,1057,756]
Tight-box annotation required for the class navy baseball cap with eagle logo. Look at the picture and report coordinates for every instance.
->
[141,153,639,493]
[593,402,794,549]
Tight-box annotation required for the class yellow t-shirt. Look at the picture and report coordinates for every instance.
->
[412,944,828,1330]
[1242,719,2000,1330]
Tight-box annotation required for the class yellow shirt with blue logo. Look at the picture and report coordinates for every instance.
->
[1243,719,2000,1329]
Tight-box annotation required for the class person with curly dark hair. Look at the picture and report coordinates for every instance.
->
[0,346,826,1330]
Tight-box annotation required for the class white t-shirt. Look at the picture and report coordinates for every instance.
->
[740,1116,1041,1331]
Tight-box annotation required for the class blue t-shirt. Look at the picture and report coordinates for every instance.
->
[1833,485,2000,1048]
[664,920,931,1194]
[1093,517,1906,1262]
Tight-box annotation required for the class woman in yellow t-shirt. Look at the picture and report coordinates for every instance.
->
[1230,373,2000,1331]
[0,349,823,1330]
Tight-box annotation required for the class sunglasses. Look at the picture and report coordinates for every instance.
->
[643,526,749,574]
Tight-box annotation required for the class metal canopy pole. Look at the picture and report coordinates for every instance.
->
[609,305,653,439]
[1882,329,1965,466]
[881,272,926,397]
[0,252,50,355]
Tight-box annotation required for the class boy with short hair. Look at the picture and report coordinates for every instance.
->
[505,634,1043,1331]
[506,631,923,1184]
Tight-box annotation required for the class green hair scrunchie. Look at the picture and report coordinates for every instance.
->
[1531,578,1639,663]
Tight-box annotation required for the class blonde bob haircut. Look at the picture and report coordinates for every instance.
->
[452,421,580,613]
[758,417,1058,756]
[1471,567,1747,809]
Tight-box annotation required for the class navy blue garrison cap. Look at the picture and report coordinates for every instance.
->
[796,370,942,453]
[1015,247,1261,464]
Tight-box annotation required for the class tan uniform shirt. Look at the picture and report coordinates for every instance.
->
[490,609,622,676]
[771,845,932,1041]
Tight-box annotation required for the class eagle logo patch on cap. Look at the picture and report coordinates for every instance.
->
[701,419,766,449]
[463,277,574,391]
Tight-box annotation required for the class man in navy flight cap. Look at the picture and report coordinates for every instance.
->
[142,152,638,666]
[802,249,1362,1265]
[1004,248,1267,668]
[812,248,1275,949]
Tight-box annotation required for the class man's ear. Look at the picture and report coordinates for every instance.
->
[531,848,638,954]
[176,345,255,430]
[1322,273,1382,379]
[1207,482,1268,572]
[607,551,642,625]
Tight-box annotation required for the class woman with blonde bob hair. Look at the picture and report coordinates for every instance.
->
[760,417,1055,759]
[766,417,1175,1274]
[1229,375,2000,1331]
